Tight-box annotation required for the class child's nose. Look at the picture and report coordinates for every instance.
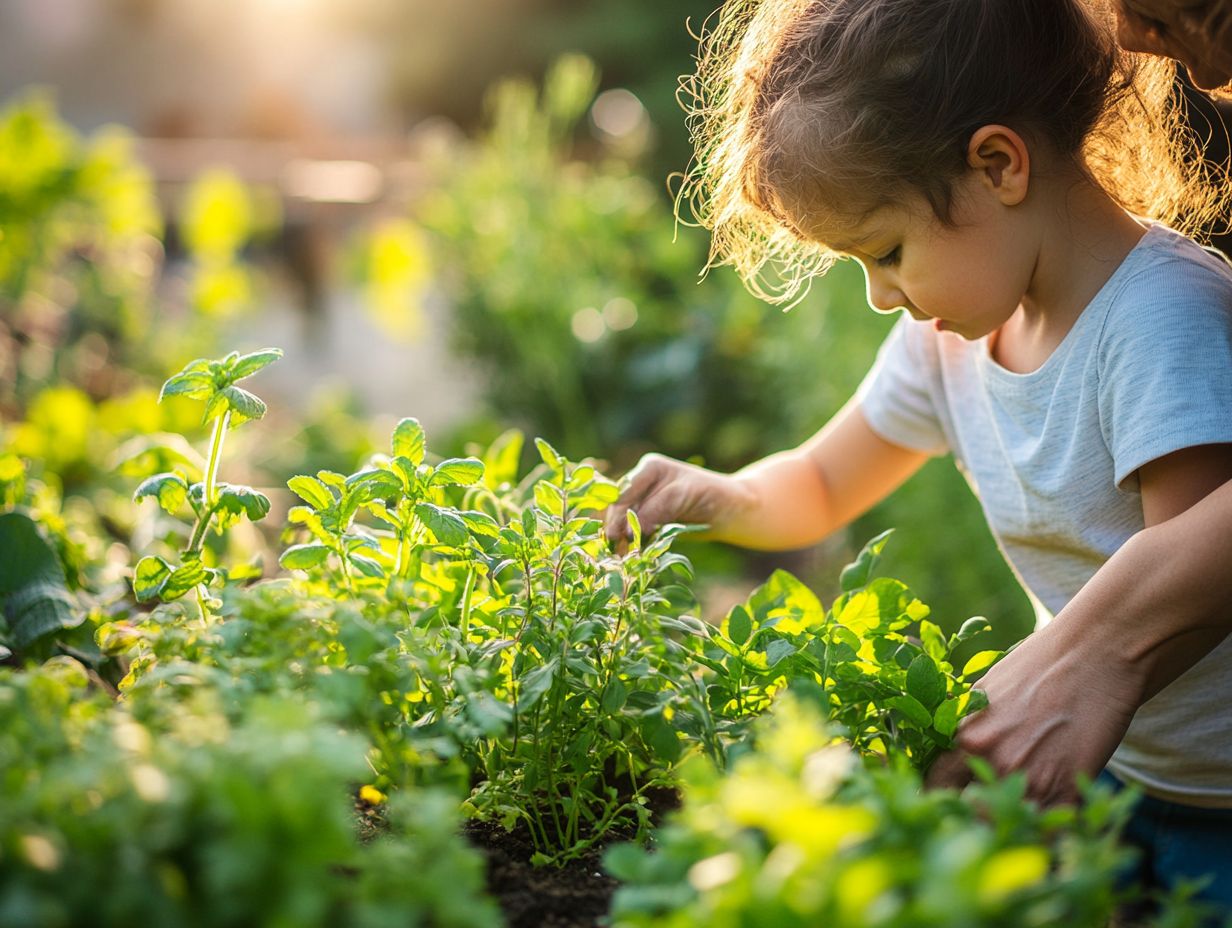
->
[865,276,907,314]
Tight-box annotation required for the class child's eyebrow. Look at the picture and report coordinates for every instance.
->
[827,234,877,255]
[823,227,883,254]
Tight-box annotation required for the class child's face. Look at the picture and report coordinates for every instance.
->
[797,178,1036,340]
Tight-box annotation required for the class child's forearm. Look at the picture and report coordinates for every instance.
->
[710,402,927,551]
[710,448,838,550]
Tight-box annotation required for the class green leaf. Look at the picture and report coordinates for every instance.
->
[133,472,189,515]
[228,347,283,381]
[961,650,1002,680]
[952,615,992,646]
[215,484,272,526]
[391,418,426,466]
[347,468,404,502]
[133,555,173,602]
[348,553,385,578]
[724,605,753,648]
[533,480,565,517]
[287,475,333,510]
[887,694,934,728]
[641,716,682,764]
[162,556,207,600]
[430,457,485,487]
[534,436,564,474]
[965,688,990,716]
[625,508,642,550]
[483,429,524,489]
[215,385,267,425]
[0,512,81,648]
[601,677,629,713]
[516,658,558,711]
[919,619,947,661]
[572,476,620,512]
[933,696,963,738]
[933,691,987,738]
[906,653,947,710]
[280,543,331,570]
[317,470,348,492]
[415,502,468,547]
[159,369,213,402]
[839,528,894,592]
[764,638,797,667]
[458,510,500,538]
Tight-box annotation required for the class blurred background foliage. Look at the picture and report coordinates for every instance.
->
[0,1,1033,654]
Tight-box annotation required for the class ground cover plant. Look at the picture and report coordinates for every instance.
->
[605,697,1146,928]
[2,345,1214,928]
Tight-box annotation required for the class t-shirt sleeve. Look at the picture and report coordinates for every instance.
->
[855,315,949,455]
[1098,255,1232,490]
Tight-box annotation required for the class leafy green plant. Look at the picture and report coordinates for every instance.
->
[679,531,998,772]
[280,416,493,592]
[0,511,80,658]
[131,349,281,612]
[451,438,700,862]
[605,695,1144,928]
[277,419,705,862]
[118,378,1003,865]
[0,659,500,928]
[118,401,706,861]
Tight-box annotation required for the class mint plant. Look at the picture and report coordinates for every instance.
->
[131,349,280,612]
[280,416,494,591]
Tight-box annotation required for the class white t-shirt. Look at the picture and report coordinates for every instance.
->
[855,223,1232,807]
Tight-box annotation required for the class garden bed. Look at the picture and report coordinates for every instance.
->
[0,349,1204,928]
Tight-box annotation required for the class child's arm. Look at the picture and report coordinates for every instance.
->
[927,447,1232,804]
[605,399,928,550]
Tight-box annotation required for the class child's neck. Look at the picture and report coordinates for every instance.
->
[992,181,1147,374]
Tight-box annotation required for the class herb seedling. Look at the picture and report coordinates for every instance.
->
[131,348,280,615]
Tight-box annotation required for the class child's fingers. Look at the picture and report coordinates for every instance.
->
[604,453,671,546]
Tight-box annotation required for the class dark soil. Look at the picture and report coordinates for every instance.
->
[465,786,680,928]
[465,820,619,928]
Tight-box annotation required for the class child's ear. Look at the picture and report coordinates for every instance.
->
[966,125,1030,206]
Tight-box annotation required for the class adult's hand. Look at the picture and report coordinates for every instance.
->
[927,482,1232,804]
[925,617,1141,805]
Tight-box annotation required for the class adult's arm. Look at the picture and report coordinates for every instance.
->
[926,475,1232,803]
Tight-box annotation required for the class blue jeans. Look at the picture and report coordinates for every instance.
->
[1097,770,1232,921]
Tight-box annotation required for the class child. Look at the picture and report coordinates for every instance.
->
[606,0,1232,908]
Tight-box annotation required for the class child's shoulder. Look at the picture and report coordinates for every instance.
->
[1097,224,1232,362]
[1115,224,1232,296]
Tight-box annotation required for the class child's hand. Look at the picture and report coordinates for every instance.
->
[604,453,753,547]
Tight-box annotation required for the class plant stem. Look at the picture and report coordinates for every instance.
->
[203,410,229,510]
[460,565,477,631]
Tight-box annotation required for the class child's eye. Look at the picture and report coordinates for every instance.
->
[875,246,901,268]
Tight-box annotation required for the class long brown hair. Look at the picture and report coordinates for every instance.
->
[679,0,1230,304]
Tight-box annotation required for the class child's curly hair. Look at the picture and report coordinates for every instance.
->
[678,0,1230,304]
